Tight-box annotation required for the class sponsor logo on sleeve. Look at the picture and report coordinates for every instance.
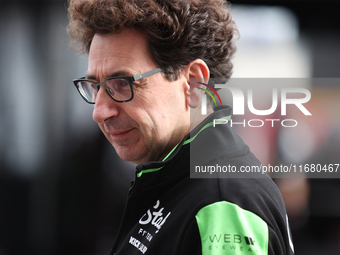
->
[196,201,269,254]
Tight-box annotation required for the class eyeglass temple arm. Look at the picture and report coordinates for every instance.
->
[132,68,163,81]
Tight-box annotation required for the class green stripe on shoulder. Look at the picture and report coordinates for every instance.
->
[195,201,268,255]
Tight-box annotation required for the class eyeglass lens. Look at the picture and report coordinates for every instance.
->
[77,79,132,103]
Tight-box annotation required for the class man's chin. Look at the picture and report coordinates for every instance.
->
[114,146,147,165]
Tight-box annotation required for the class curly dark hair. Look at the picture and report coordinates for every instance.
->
[67,0,238,81]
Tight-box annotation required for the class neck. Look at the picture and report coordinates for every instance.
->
[190,105,214,131]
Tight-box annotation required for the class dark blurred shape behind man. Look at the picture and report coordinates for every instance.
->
[68,0,295,254]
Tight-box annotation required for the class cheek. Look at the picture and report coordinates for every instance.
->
[131,81,186,135]
[130,108,167,148]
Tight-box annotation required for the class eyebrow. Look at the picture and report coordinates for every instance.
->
[85,70,133,80]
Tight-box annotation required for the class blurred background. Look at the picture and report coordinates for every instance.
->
[0,0,340,254]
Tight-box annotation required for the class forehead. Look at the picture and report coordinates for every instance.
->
[87,28,156,79]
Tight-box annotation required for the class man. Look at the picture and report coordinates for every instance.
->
[68,0,294,254]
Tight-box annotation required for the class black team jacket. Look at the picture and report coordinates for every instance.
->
[110,106,295,255]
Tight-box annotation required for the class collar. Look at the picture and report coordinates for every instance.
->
[135,105,233,178]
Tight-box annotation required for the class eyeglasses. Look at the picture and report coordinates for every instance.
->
[73,68,163,104]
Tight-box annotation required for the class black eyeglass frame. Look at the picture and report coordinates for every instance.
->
[73,67,163,104]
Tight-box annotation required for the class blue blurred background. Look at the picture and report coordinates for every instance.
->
[0,0,340,254]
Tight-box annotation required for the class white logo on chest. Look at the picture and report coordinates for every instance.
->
[139,200,171,233]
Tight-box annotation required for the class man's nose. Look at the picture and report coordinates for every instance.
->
[93,86,119,123]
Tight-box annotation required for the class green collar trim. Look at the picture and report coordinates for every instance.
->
[184,115,231,145]
[162,143,180,162]
[136,115,231,178]
[136,143,180,178]
[136,166,163,178]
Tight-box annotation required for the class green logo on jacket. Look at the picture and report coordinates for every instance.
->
[195,201,269,254]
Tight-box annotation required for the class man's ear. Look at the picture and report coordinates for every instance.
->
[183,59,210,108]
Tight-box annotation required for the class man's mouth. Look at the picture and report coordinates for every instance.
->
[108,128,135,139]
